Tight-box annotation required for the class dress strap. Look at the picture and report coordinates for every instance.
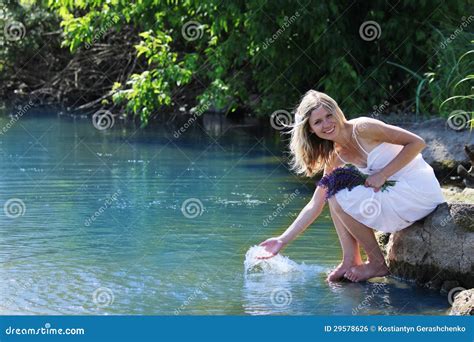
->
[352,121,370,155]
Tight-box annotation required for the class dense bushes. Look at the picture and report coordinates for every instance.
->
[1,0,472,124]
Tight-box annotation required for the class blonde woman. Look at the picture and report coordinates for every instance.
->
[258,90,445,282]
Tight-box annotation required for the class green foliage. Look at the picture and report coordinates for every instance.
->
[112,29,197,124]
[5,0,473,123]
[438,40,474,113]
[388,21,473,119]
[0,1,60,75]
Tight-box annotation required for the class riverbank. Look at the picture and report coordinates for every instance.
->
[442,187,474,203]
[377,201,473,315]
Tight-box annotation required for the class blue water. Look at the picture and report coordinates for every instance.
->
[0,110,450,315]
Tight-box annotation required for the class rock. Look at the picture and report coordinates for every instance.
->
[379,203,474,289]
[449,289,474,316]
[440,280,460,295]
[375,231,390,246]
[450,204,474,231]
[442,187,474,204]
[375,232,391,257]
[402,119,474,167]
[457,145,474,188]
[396,119,474,184]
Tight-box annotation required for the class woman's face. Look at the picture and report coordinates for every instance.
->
[308,106,339,140]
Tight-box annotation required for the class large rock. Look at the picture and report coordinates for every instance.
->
[405,119,474,167]
[449,289,474,316]
[379,203,474,289]
[399,119,474,183]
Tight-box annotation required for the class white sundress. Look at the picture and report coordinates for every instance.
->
[333,121,446,233]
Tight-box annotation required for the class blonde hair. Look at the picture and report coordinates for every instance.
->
[287,90,346,177]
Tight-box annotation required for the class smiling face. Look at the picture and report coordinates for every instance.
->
[308,106,340,140]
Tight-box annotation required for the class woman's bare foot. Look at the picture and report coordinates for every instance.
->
[344,261,389,282]
[327,260,362,282]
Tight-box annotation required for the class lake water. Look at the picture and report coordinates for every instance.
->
[0,110,450,315]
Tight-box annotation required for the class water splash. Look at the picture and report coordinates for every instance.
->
[244,245,316,275]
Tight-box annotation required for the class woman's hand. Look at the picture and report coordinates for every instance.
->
[364,172,387,192]
[256,187,325,260]
[257,237,286,259]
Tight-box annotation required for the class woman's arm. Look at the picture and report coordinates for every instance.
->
[278,185,327,244]
[258,186,327,258]
[258,157,342,258]
[357,118,426,189]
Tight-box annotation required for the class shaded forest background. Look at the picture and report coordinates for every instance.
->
[0,0,473,125]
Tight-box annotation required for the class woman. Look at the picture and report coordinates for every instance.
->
[258,90,445,282]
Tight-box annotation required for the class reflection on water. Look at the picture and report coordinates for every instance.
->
[0,111,450,315]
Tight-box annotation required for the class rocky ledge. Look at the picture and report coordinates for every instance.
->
[449,289,474,316]
[376,202,473,315]
[398,118,473,185]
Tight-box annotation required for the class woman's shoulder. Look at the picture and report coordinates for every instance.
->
[349,116,387,136]
[348,116,386,126]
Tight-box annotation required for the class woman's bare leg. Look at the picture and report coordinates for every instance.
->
[329,197,389,282]
[327,198,363,281]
